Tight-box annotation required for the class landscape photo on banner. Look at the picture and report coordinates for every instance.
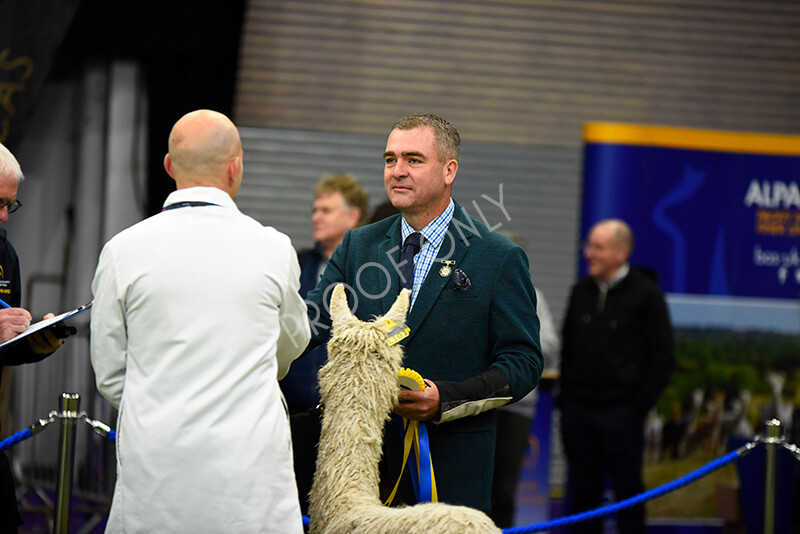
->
[580,122,800,525]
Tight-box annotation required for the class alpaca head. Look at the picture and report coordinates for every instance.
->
[319,284,411,410]
[330,282,409,327]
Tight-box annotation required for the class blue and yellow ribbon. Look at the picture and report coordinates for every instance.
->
[385,368,438,505]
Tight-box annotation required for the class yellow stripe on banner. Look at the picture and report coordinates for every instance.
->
[583,123,800,156]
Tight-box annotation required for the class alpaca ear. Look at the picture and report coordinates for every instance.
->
[384,288,410,325]
[329,284,354,323]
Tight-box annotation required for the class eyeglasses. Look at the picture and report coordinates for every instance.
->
[0,200,21,214]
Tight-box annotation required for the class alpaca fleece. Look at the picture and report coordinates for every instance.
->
[309,284,501,533]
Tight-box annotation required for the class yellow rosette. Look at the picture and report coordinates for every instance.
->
[385,368,438,505]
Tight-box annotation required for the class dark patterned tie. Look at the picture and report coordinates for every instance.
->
[399,232,424,290]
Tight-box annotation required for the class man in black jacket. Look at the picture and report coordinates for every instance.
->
[0,142,65,532]
[559,218,675,534]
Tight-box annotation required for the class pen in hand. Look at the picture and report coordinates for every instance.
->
[0,301,78,340]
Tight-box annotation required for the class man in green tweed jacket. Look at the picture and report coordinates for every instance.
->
[304,114,542,512]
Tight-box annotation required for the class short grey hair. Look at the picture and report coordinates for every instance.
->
[392,114,460,163]
[0,143,24,183]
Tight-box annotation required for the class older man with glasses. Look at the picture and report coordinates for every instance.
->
[0,142,67,532]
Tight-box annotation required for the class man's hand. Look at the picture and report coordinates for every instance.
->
[27,313,66,355]
[0,308,32,343]
[394,379,441,421]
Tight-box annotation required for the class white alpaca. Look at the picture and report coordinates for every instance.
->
[309,284,501,534]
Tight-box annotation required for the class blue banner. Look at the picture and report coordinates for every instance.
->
[581,123,800,332]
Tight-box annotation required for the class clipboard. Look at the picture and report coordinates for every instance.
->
[0,301,92,350]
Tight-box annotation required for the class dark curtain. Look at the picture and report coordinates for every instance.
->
[37,0,247,215]
[0,0,83,149]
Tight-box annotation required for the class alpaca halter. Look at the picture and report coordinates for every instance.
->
[385,368,438,506]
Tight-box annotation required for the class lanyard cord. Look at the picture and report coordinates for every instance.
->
[162,201,219,211]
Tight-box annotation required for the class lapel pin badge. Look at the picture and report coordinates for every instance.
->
[439,260,455,277]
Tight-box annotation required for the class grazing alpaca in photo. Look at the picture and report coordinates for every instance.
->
[309,284,501,534]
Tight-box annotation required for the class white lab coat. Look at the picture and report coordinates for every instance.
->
[90,187,310,533]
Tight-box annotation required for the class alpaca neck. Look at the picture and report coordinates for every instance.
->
[314,374,394,507]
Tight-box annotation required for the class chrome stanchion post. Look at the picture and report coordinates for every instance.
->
[763,419,781,534]
[54,393,80,534]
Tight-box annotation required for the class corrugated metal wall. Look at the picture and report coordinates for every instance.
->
[233,0,800,322]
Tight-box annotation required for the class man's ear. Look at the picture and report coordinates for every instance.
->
[443,159,458,186]
[226,156,242,189]
[164,154,175,178]
[615,243,630,265]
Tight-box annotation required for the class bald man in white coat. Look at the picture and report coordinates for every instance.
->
[90,110,310,533]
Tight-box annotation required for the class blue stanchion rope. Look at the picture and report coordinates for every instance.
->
[301,447,750,532]
[0,428,32,451]
[502,448,743,534]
